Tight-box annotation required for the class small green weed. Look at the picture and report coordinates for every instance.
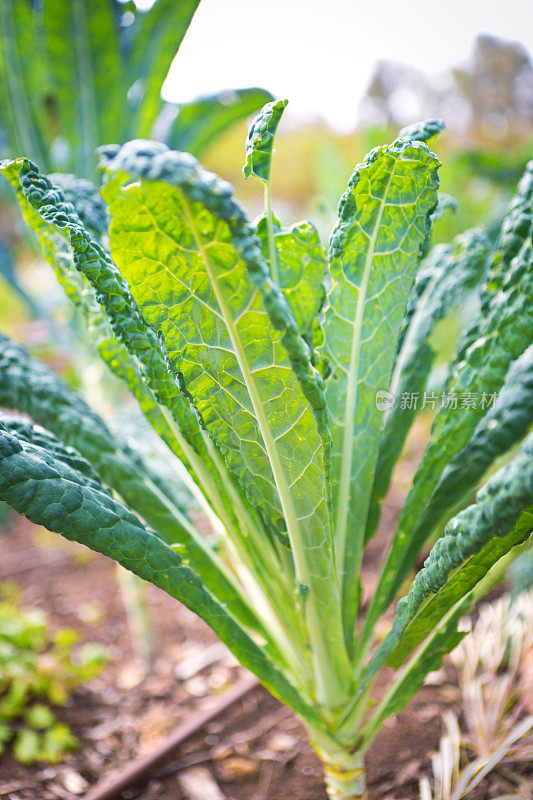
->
[0,582,107,763]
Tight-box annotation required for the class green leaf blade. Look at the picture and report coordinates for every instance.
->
[256,216,327,336]
[322,137,440,644]
[0,155,260,554]
[413,344,533,541]
[48,173,109,239]
[359,597,470,747]
[243,98,288,182]
[343,438,532,737]
[101,173,322,542]
[395,118,446,145]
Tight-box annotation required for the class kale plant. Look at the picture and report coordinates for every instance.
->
[0,103,531,797]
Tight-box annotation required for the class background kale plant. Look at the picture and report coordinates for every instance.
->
[0,0,272,176]
[0,102,531,798]
[0,0,271,329]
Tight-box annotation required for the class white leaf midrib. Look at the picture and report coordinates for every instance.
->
[178,191,313,584]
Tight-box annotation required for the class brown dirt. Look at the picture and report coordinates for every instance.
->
[0,503,526,800]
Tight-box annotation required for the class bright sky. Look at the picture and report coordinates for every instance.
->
[163,0,533,131]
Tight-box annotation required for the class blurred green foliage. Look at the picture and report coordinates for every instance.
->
[0,582,107,763]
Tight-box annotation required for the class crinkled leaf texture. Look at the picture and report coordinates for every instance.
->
[382,432,533,673]
[48,173,109,239]
[98,141,330,538]
[245,99,326,361]
[0,416,318,723]
[3,157,328,685]
[395,118,446,145]
[1,122,532,754]
[2,156,320,666]
[411,343,533,543]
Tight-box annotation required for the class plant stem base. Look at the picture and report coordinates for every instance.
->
[322,751,367,800]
